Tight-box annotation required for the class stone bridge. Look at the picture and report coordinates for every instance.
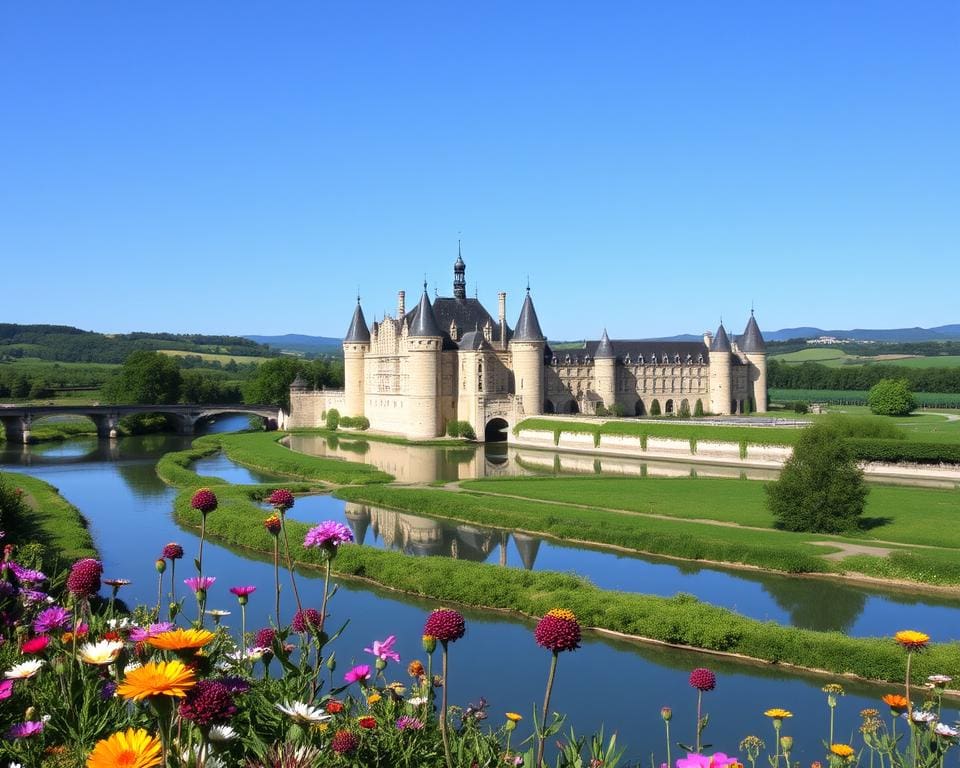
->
[0,404,281,443]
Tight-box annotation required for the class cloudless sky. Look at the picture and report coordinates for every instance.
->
[1,2,957,340]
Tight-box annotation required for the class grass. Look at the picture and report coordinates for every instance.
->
[771,389,960,409]
[157,349,270,365]
[25,417,98,442]
[173,483,960,684]
[771,348,960,369]
[290,427,472,447]
[1,471,98,567]
[817,405,960,445]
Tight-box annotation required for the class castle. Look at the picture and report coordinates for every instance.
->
[287,252,767,441]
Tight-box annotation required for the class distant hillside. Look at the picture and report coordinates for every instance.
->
[244,334,343,356]
[764,325,960,342]
[0,324,275,364]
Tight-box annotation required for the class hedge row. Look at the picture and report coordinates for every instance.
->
[845,438,960,465]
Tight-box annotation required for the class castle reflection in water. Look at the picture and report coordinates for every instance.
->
[343,502,542,568]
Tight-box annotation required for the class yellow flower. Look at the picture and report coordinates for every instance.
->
[367,693,382,706]
[764,708,793,719]
[147,628,215,652]
[830,744,855,759]
[116,660,196,701]
[894,630,930,651]
[546,608,577,622]
[506,712,523,722]
[86,728,162,768]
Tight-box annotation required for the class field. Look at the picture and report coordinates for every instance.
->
[770,388,960,409]
[772,347,960,368]
[157,349,270,365]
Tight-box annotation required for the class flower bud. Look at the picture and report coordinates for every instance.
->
[375,658,387,672]
[155,558,167,574]
[660,706,673,721]
[326,652,337,672]
[780,736,793,752]
[422,634,436,654]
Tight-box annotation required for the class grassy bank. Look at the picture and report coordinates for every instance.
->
[0,471,98,567]
[173,486,960,685]
[291,427,473,448]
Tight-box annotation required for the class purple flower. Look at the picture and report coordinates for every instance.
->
[9,563,47,584]
[292,608,323,633]
[214,676,252,695]
[266,489,295,510]
[7,720,44,739]
[100,680,117,700]
[364,635,400,663]
[396,715,425,730]
[67,558,102,598]
[21,589,49,603]
[304,521,354,550]
[344,664,371,685]
[128,622,175,642]
[184,576,216,592]
[33,606,71,634]
[162,543,184,560]
[0,679,13,700]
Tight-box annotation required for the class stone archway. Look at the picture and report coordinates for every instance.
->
[544,399,555,414]
[484,417,509,443]
[665,399,674,414]
[634,399,645,416]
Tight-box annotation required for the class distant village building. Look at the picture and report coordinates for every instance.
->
[287,251,768,441]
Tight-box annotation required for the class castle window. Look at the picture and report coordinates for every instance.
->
[637,354,644,364]
[478,362,483,392]
[674,354,681,364]
[624,354,631,364]
[697,354,704,364]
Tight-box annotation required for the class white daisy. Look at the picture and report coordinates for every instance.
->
[123,661,142,674]
[208,724,238,743]
[77,639,124,665]
[407,696,428,706]
[275,700,331,724]
[107,617,132,629]
[934,723,958,738]
[5,659,44,679]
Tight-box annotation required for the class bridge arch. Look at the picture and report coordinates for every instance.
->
[484,417,509,443]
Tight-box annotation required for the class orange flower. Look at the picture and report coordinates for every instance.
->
[408,660,425,678]
[830,744,855,759]
[117,660,196,701]
[146,628,214,652]
[358,715,376,729]
[894,630,930,651]
[326,700,344,714]
[86,728,162,768]
[881,694,909,711]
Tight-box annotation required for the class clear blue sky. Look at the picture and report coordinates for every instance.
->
[2,2,957,340]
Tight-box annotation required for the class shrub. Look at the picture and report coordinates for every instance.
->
[867,379,916,416]
[446,420,476,440]
[766,424,869,533]
[650,399,661,416]
[339,415,370,430]
[843,438,960,465]
[678,400,691,419]
[819,414,904,440]
[693,399,704,417]
[610,403,625,417]
[595,404,609,417]
[326,408,341,430]
[792,401,809,414]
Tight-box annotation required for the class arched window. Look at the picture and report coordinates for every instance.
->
[478,362,483,392]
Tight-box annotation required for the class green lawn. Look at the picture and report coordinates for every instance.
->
[771,348,960,368]
[819,405,960,444]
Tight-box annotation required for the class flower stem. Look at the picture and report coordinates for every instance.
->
[536,651,559,768]
[273,537,280,623]
[319,559,331,636]
[440,641,454,768]
[156,571,163,619]
[665,719,672,768]
[279,512,303,615]
[695,689,703,753]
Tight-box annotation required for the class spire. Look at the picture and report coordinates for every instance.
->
[344,300,371,343]
[409,286,442,337]
[595,329,615,359]
[512,288,545,342]
[741,311,766,353]
[710,322,731,353]
[454,241,466,300]
[290,373,309,390]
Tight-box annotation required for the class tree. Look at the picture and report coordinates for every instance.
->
[244,358,303,410]
[103,351,181,404]
[867,379,916,416]
[693,399,704,417]
[650,399,661,416]
[766,424,869,533]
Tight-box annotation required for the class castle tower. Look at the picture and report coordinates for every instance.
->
[741,310,767,412]
[510,286,546,415]
[708,322,732,415]
[406,284,443,439]
[594,329,616,412]
[453,243,466,300]
[343,298,371,418]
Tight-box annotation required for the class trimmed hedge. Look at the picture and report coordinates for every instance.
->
[339,415,370,430]
[844,438,960,465]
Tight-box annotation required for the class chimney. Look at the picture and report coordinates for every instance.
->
[498,291,507,350]
[703,331,713,348]
[397,290,405,319]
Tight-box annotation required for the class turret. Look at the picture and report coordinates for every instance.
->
[406,285,443,439]
[594,329,617,412]
[741,310,767,412]
[509,286,546,415]
[343,298,370,418]
[708,322,732,415]
[453,243,466,300]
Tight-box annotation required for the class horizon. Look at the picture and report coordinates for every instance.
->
[2,3,957,338]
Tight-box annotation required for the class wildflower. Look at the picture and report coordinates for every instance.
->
[264,514,282,535]
[905,710,937,724]
[738,736,765,757]
[331,730,359,755]
[214,676,251,695]
[6,721,44,739]
[266,489,295,510]
[534,608,581,653]
[77,639,125,665]
[860,709,879,719]
[780,736,793,751]
[661,706,672,721]
[367,693,382,705]
[424,608,466,644]
[326,700,344,714]
[829,744,855,759]
[365,635,400,663]
[86,727,162,768]
[422,634,437,654]
[128,623,174,643]
[396,715,424,730]
[303,521,354,550]
[147,628,215,652]
[928,674,953,687]
[67,558,102,597]
[291,608,323,633]
[881,694,909,712]
[21,636,51,654]
[764,708,793,720]
[860,717,882,735]
[103,578,131,589]
[344,664,371,685]
[155,558,166,574]
[676,753,740,768]
[276,700,331,724]
[229,585,256,605]
[408,660,425,677]
[358,715,376,729]
[162,543,184,560]
[407,696,428,706]
[386,682,406,697]
[206,609,230,623]
[184,576,216,592]
[934,723,959,738]
[5,659,44,679]
[10,563,46,583]
[689,668,717,692]
[190,488,218,514]
[117,660,196,700]
[208,724,238,743]
[894,630,930,651]
[33,606,71,634]
[179,680,238,726]
[0,679,13,700]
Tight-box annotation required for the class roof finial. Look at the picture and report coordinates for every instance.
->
[474,283,478,299]
[458,237,462,258]
[423,275,428,293]
[751,300,755,317]
[434,282,438,298]
[356,287,361,304]
[526,274,530,293]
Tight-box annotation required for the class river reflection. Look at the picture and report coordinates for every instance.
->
[1,423,957,762]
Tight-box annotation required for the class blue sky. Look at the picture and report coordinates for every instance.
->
[1,2,957,340]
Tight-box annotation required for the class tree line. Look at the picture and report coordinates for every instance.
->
[767,359,960,393]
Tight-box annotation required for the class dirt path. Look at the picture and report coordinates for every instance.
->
[808,541,894,561]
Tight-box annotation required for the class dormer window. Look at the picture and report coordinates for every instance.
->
[449,320,458,341]
[674,353,681,364]
[624,354,631,364]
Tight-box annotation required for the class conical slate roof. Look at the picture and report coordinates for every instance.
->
[344,301,371,343]
[512,290,545,342]
[594,329,615,359]
[290,373,309,390]
[409,287,442,337]
[741,312,766,353]
[710,323,731,353]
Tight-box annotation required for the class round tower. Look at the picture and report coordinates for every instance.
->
[594,329,616,412]
[510,287,546,416]
[343,298,370,418]
[741,310,767,412]
[708,322,732,415]
[406,285,443,439]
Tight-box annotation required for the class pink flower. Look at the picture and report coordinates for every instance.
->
[66,558,102,598]
[190,488,218,514]
[162,543,184,560]
[266,489,295,510]
[128,622,174,642]
[423,609,466,644]
[230,585,256,597]
[0,679,13,700]
[364,635,400,663]
[20,636,50,655]
[677,753,740,768]
[688,668,716,692]
[344,664,371,685]
[184,576,216,592]
[304,521,354,549]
